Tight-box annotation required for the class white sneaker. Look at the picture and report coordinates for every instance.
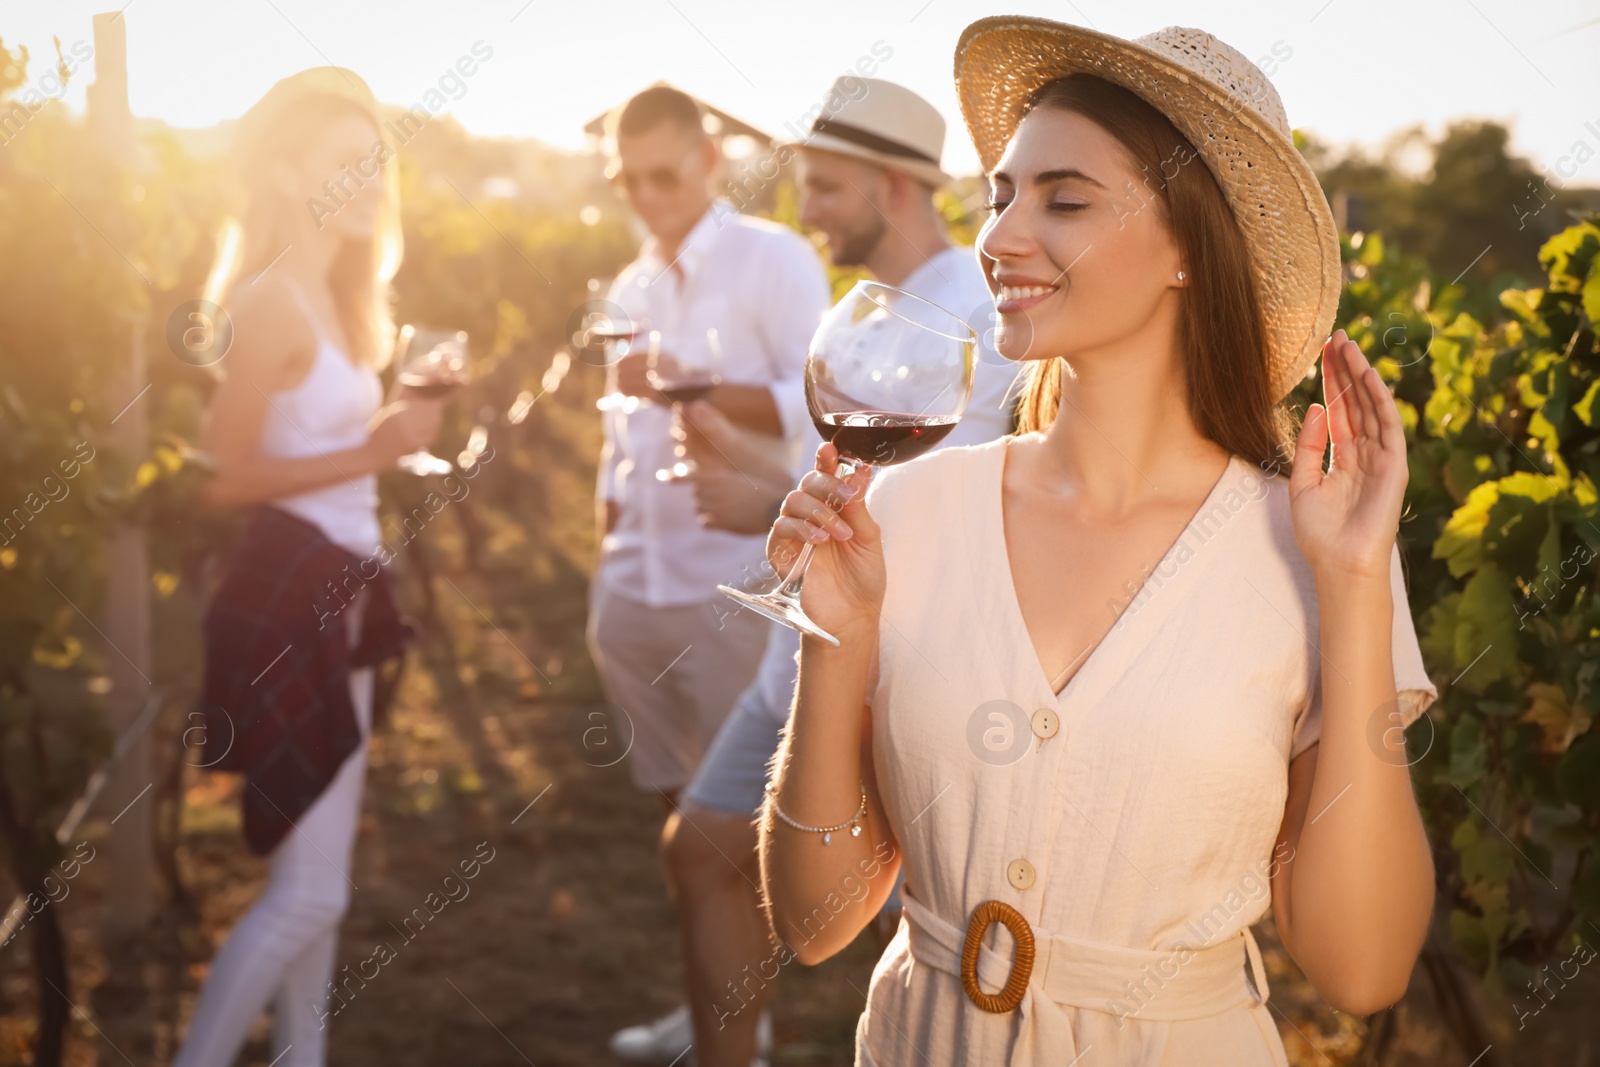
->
[609,1005,773,1065]
[610,1005,694,1063]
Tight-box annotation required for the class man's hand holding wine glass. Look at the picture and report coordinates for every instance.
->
[615,351,663,401]
[615,349,681,402]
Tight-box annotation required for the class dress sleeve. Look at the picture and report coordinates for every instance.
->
[1289,539,1439,760]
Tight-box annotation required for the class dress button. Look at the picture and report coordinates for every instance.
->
[1031,708,1060,740]
[1007,858,1037,890]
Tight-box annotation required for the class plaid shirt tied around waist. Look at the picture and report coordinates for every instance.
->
[198,505,411,855]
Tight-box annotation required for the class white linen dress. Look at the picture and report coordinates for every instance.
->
[852,434,1438,1066]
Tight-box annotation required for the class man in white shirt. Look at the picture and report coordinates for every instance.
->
[614,77,1017,1067]
[587,85,831,812]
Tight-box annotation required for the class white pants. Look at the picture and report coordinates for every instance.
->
[174,664,373,1067]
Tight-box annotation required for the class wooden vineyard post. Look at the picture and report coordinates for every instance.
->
[90,10,156,937]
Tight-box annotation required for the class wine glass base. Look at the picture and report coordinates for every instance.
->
[716,585,841,647]
[655,461,696,482]
[397,451,454,476]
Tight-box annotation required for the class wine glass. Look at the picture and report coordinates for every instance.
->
[650,327,724,482]
[717,281,975,646]
[393,326,470,476]
[589,313,647,415]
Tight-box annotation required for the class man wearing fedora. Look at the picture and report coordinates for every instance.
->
[615,76,1019,1067]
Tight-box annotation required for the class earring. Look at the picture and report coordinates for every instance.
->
[1176,270,1186,281]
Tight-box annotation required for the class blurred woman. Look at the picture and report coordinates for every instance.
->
[175,68,439,1067]
[759,21,1439,1066]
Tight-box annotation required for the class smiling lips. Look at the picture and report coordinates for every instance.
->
[995,281,1060,313]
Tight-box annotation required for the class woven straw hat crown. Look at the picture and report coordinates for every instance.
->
[955,20,1341,402]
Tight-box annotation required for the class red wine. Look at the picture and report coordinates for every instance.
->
[656,376,717,404]
[398,371,467,399]
[813,411,957,466]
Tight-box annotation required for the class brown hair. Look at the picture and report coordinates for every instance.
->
[1012,75,1297,475]
[610,85,705,140]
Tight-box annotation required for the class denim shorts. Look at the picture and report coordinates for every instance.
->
[683,678,785,817]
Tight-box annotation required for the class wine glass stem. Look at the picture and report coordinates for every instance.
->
[771,540,817,598]
[769,458,857,599]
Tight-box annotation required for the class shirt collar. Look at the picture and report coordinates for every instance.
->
[639,200,734,285]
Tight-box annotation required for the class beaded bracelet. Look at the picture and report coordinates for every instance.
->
[764,782,867,845]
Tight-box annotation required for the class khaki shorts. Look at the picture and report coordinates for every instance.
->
[586,582,768,792]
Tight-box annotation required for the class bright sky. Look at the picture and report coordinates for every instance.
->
[8,0,1600,184]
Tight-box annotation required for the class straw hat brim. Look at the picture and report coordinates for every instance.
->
[954,18,1341,402]
[785,133,953,190]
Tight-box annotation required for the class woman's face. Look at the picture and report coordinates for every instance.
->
[278,110,385,240]
[976,106,1186,363]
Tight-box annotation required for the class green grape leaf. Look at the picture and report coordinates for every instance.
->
[1539,224,1600,285]
[1583,257,1600,327]
[1555,734,1600,807]
[1436,480,1498,577]
[1576,379,1600,428]
[1449,908,1493,976]
[1499,287,1542,324]
[1459,828,1515,883]
[1574,848,1600,921]
[1450,715,1488,785]
[1482,484,1554,576]
[1454,567,1522,686]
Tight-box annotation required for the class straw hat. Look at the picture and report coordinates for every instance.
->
[953,20,1341,402]
[787,77,954,189]
[232,66,381,168]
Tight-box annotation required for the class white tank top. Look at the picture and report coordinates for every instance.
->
[256,283,383,557]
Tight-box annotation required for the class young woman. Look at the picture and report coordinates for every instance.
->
[760,21,1439,1066]
[175,68,440,1067]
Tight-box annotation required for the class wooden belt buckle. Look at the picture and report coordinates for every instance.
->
[960,900,1035,1013]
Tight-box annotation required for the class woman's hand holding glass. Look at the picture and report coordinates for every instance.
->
[764,441,886,643]
[391,326,469,475]
[365,400,444,471]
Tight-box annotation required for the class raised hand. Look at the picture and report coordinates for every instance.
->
[1287,329,1409,582]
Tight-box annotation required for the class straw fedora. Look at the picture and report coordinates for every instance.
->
[787,77,954,189]
[953,20,1341,402]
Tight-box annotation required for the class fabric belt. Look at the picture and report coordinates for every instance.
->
[900,893,1270,1065]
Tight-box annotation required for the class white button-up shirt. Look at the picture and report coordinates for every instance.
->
[597,201,831,606]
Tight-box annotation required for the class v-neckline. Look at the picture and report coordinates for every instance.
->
[989,437,1241,706]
